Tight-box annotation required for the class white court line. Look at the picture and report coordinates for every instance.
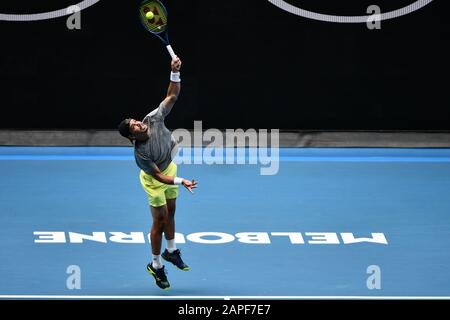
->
[1,295,450,300]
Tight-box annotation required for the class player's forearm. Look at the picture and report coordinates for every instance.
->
[167,57,181,100]
[153,171,178,185]
[167,81,180,100]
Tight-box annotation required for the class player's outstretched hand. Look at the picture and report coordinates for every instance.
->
[182,179,197,194]
[171,57,182,72]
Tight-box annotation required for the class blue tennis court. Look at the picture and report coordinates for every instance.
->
[1,147,450,298]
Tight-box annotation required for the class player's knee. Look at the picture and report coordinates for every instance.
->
[167,208,175,219]
[151,207,167,226]
[166,199,176,218]
[152,218,165,232]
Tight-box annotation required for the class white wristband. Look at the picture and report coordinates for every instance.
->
[170,72,181,83]
[174,177,184,185]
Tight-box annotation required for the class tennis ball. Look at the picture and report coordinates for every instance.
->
[146,11,154,20]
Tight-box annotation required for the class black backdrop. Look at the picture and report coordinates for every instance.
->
[0,0,449,130]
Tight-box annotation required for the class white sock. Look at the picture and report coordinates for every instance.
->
[166,239,177,253]
[152,254,163,269]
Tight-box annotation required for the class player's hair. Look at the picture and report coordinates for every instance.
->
[118,119,134,144]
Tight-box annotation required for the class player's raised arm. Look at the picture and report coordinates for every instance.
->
[161,57,182,115]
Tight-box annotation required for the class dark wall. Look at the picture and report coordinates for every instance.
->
[0,0,449,130]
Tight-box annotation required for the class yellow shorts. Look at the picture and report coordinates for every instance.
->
[139,162,179,208]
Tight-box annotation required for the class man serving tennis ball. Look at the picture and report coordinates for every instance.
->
[118,57,197,290]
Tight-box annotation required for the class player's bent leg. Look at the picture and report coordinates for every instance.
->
[162,198,189,271]
[164,198,176,239]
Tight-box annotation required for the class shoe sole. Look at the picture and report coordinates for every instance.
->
[162,255,190,271]
[146,267,170,290]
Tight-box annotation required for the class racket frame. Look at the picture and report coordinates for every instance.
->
[139,0,177,59]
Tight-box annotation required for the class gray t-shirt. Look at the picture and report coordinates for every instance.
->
[134,101,178,175]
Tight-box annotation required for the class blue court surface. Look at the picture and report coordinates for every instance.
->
[1,147,450,299]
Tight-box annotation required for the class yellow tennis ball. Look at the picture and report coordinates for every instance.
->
[146,11,154,20]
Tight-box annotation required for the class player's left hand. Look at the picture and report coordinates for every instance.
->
[182,179,197,194]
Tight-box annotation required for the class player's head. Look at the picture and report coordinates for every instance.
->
[118,118,148,143]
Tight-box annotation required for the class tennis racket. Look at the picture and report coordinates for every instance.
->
[139,0,177,60]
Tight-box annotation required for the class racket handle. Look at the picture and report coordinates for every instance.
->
[166,45,177,60]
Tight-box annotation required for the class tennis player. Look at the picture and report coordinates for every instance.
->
[118,57,197,290]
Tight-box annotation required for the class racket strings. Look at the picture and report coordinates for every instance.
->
[140,2,168,34]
